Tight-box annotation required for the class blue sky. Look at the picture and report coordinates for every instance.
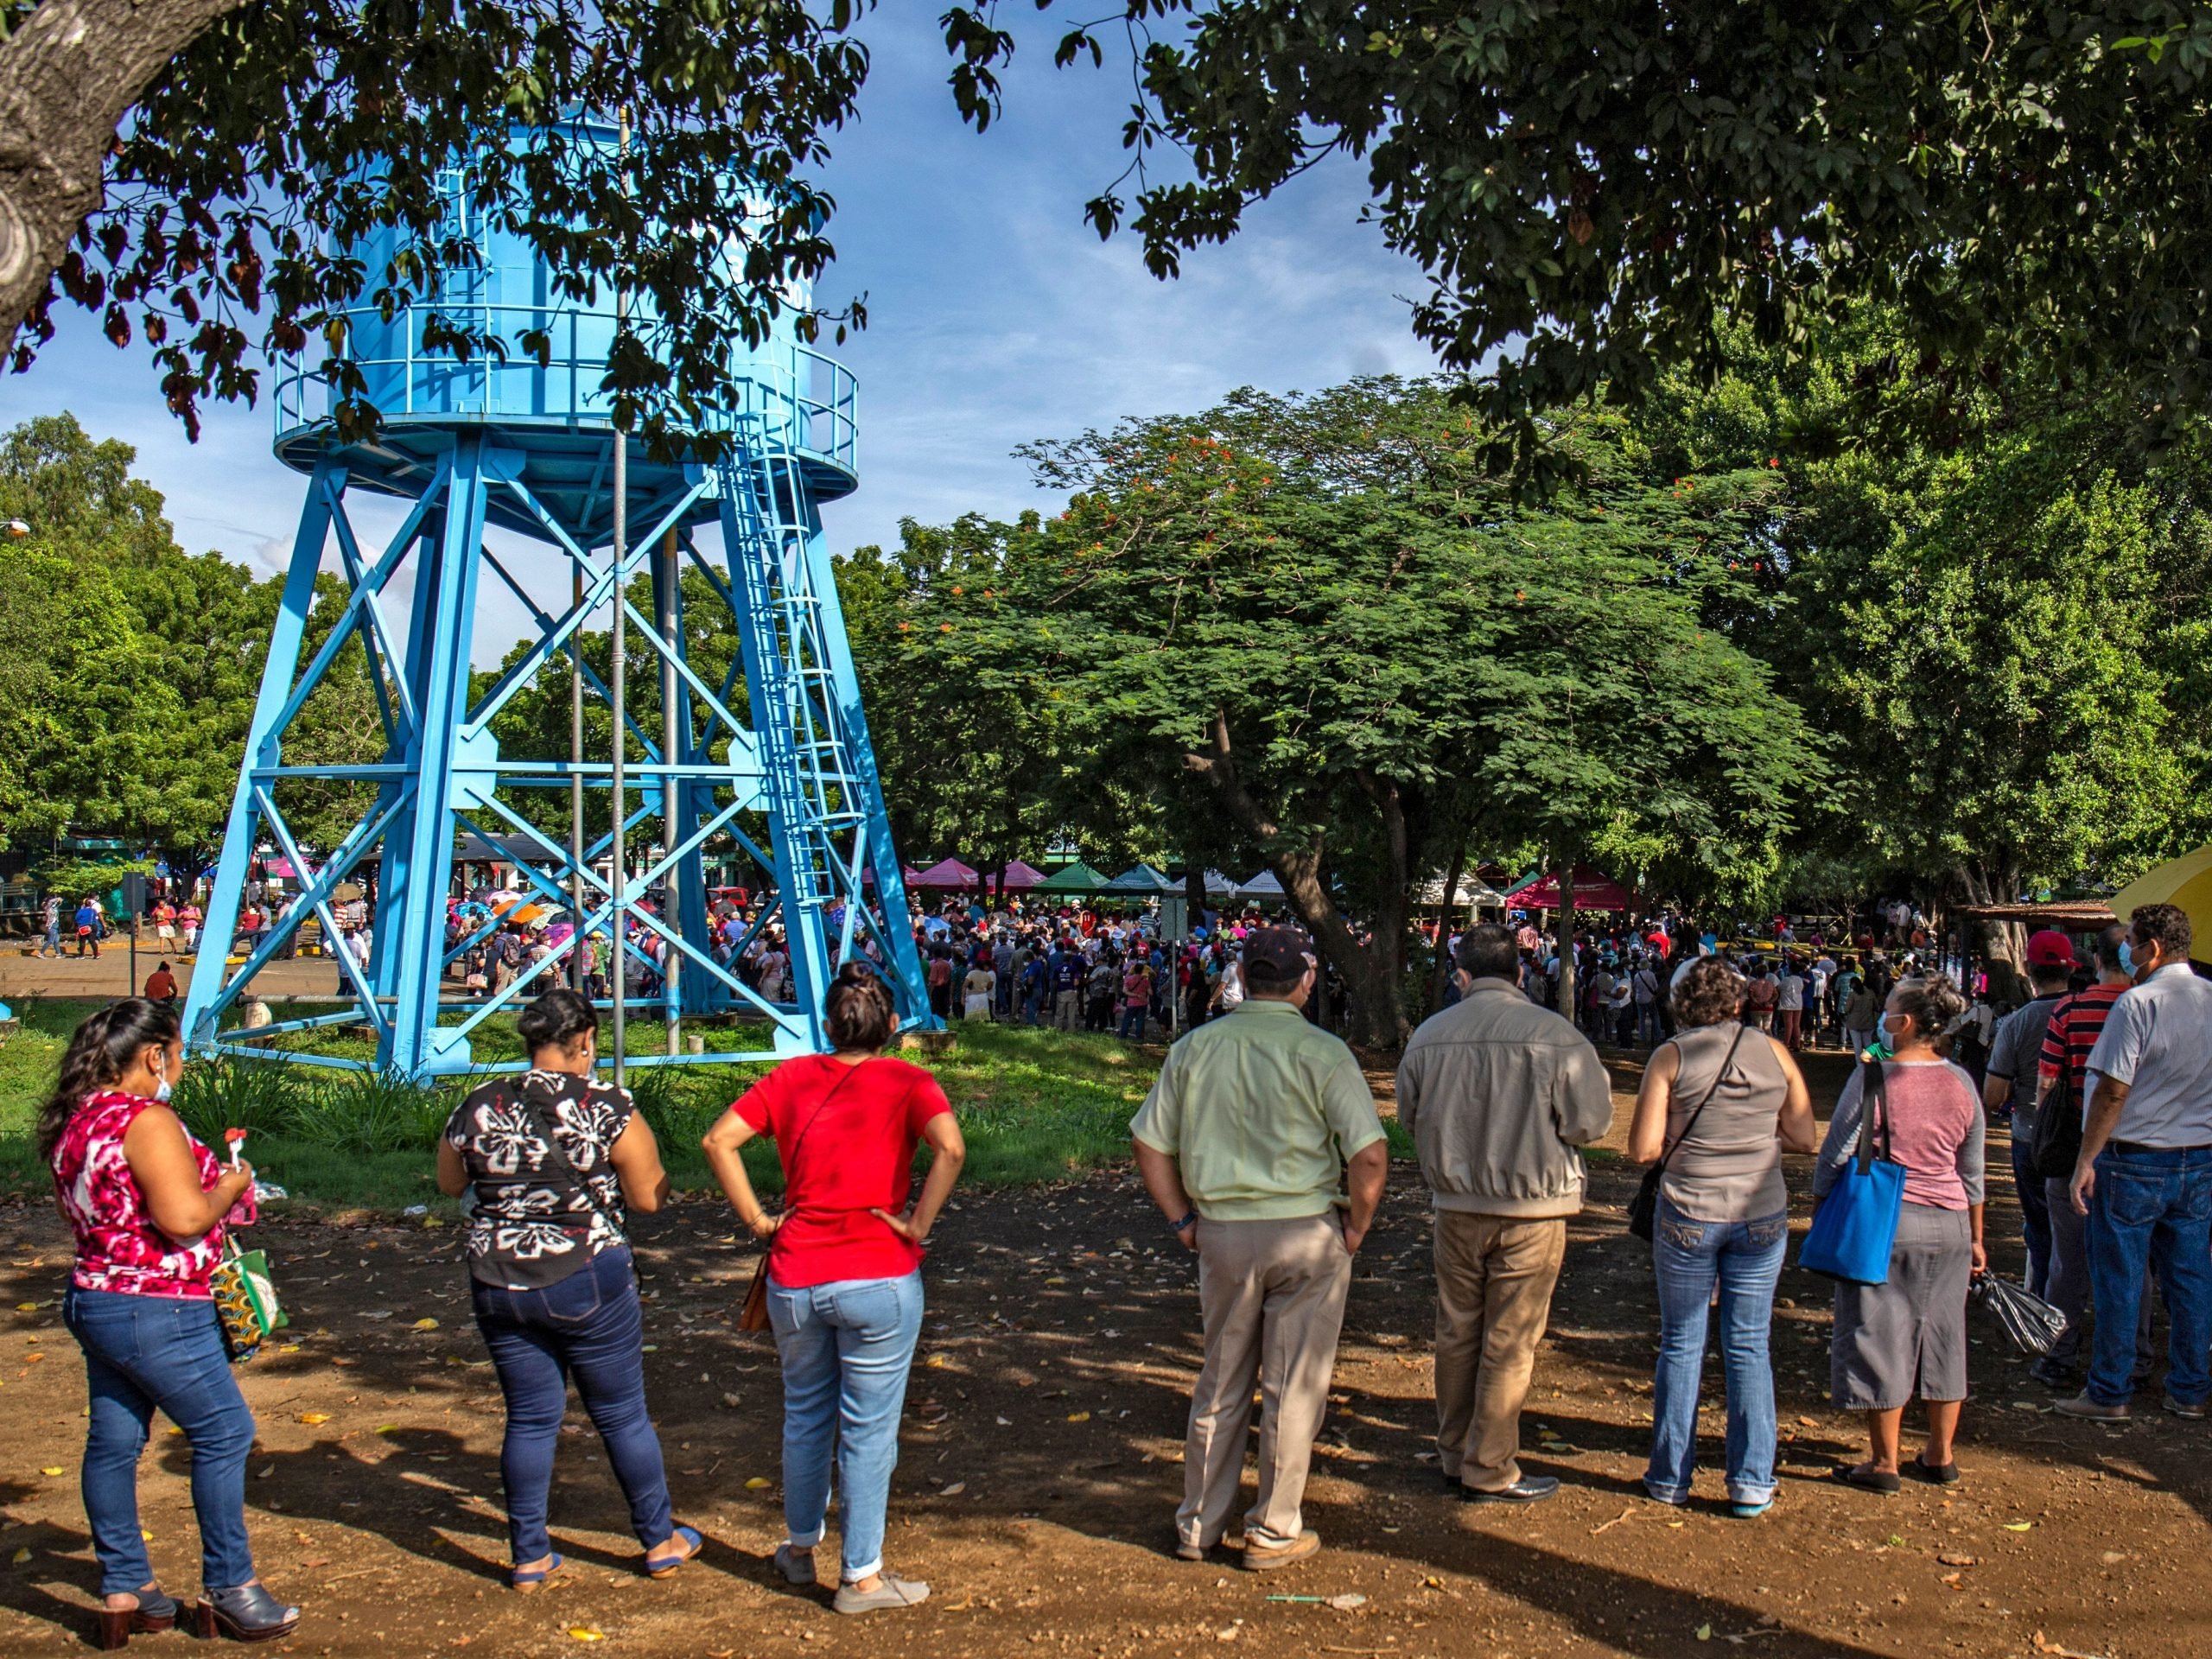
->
[2,10,1435,657]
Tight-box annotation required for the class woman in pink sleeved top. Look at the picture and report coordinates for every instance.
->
[41,999,299,1649]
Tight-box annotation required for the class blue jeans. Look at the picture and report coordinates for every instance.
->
[2084,1146,2212,1408]
[1644,1198,1787,1506]
[767,1271,924,1582]
[1117,1004,1147,1039]
[63,1287,258,1596]
[2012,1132,2053,1298]
[1636,1003,1662,1046]
[470,1247,676,1565]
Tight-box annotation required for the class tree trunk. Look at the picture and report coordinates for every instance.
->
[1183,863,1207,936]
[1,0,251,342]
[1427,823,1471,1017]
[1556,861,1578,1027]
[1955,861,2024,1003]
[1179,709,1412,1049]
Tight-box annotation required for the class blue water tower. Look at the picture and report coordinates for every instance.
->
[181,119,931,1076]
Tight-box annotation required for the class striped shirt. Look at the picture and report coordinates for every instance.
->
[2037,982,2127,1113]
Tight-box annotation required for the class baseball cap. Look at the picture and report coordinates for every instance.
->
[2024,929,2078,969]
[1242,925,1317,986]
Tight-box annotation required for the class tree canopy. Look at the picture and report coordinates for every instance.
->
[944,2,2212,480]
[895,379,1821,1043]
[3,0,872,453]
[0,412,378,868]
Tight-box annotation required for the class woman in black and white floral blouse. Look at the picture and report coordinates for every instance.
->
[437,988,702,1591]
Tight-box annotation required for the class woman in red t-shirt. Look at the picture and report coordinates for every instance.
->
[702,964,965,1616]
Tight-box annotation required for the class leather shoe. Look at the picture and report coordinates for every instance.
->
[1459,1476,1559,1504]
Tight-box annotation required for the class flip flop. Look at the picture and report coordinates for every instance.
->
[645,1524,704,1579]
[512,1553,564,1592]
[1832,1465,1901,1495]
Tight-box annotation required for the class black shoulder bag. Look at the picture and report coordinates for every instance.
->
[1629,1024,1749,1241]
[2030,1049,2082,1180]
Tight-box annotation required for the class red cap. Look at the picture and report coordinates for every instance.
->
[2024,929,2078,969]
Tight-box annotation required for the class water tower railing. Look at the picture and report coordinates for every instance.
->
[271,301,857,477]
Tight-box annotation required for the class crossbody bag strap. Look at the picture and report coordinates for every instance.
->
[1657,1023,1749,1173]
[1853,1057,1891,1174]
[779,1063,867,1191]
[515,1079,630,1248]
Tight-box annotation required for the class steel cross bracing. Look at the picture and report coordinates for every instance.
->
[181,427,935,1077]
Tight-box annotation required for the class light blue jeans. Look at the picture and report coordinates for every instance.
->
[1644,1197,1787,1507]
[766,1270,924,1582]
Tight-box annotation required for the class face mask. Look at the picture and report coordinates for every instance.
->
[149,1052,173,1103]
[1877,1014,1910,1056]
[2120,940,2152,978]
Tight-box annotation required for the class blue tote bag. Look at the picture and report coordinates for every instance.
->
[1800,1058,1905,1285]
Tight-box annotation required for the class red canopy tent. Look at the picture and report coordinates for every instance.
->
[997,860,1049,891]
[1512,867,1635,912]
[909,857,980,890]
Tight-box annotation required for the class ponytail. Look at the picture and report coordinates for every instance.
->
[38,999,181,1163]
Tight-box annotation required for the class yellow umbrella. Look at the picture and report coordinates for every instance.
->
[2112,845,2212,963]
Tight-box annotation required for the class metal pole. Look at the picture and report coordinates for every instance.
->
[659,524,683,1057]
[569,562,586,992]
[609,105,630,1088]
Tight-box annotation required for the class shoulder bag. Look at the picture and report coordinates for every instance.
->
[2030,1051,2082,1180]
[1798,1057,1907,1284]
[737,1065,864,1332]
[1628,1024,1748,1241]
[212,1234,288,1363]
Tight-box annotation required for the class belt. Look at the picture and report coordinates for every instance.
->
[2107,1139,2212,1158]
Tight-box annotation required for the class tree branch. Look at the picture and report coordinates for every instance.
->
[1,0,255,342]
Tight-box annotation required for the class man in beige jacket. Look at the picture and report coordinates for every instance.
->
[1398,923,1615,1502]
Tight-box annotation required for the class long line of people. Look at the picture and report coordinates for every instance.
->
[31,903,2210,1646]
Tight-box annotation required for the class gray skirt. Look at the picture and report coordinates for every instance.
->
[1831,1201,1973,1410]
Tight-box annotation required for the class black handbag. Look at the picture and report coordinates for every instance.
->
[2029,1052,2082,1180]
[1629,1024,1748,1241]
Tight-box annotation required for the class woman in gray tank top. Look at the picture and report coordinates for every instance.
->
[1628,958,1816,1516]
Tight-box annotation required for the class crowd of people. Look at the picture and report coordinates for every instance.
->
[25,885,2212,1644]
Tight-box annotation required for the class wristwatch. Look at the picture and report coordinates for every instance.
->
[1169,1209,1199,1233]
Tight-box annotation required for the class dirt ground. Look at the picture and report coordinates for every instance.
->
[0,946,337,1004]
[0,1052,2206,1658]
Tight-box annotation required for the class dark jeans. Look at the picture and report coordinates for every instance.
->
[2084,1147,2212,1408]
[63,1287,258,1597]
[2012,1131,2053,1298]
[1117,1004,1147,1039]
[470,1247,675,1566]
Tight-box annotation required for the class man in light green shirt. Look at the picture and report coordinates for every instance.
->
[1130,926,1387,1573]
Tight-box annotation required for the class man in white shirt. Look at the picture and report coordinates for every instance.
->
[2057,904,2212,1422]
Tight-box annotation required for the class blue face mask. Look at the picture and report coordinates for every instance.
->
[1876,1014,1909,1057]
[2120,940,2143,977]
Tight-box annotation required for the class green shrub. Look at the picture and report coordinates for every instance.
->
[290,1069,454,1155]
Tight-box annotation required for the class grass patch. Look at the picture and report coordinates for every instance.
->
[0,1002,1166,1214]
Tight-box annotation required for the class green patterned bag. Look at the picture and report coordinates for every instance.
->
[211,1236,287,1363]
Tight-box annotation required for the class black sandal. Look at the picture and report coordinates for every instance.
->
[96,1586,178,1649]
[1909,1454,1961,1486]
[194,1581,301,1643]
[1832,1464,1902,1495]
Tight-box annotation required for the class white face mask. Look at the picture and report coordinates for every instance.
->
[149,1048,174,1103]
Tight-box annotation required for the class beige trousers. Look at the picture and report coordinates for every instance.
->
[1433,1211,1567,1492]
[1179,1214,1353,1549]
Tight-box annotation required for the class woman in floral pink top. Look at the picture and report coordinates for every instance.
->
[41,999,299,1648]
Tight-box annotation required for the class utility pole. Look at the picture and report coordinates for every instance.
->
[659,524,683,1056]
[608,103,630,1088]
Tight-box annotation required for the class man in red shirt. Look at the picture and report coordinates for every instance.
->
[2033,923,2151,1389]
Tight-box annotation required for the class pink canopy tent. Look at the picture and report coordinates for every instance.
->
[909,857,980,890]
[1513,867,1635,912]
[996,860,1049,891]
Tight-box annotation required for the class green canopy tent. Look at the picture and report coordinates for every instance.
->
[1033,860,1110,896]
[1102,864,1179,894]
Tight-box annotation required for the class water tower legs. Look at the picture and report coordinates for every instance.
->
[180,431,935,1079]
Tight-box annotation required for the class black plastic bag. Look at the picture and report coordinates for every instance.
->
[1971,1274,2068,1357]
